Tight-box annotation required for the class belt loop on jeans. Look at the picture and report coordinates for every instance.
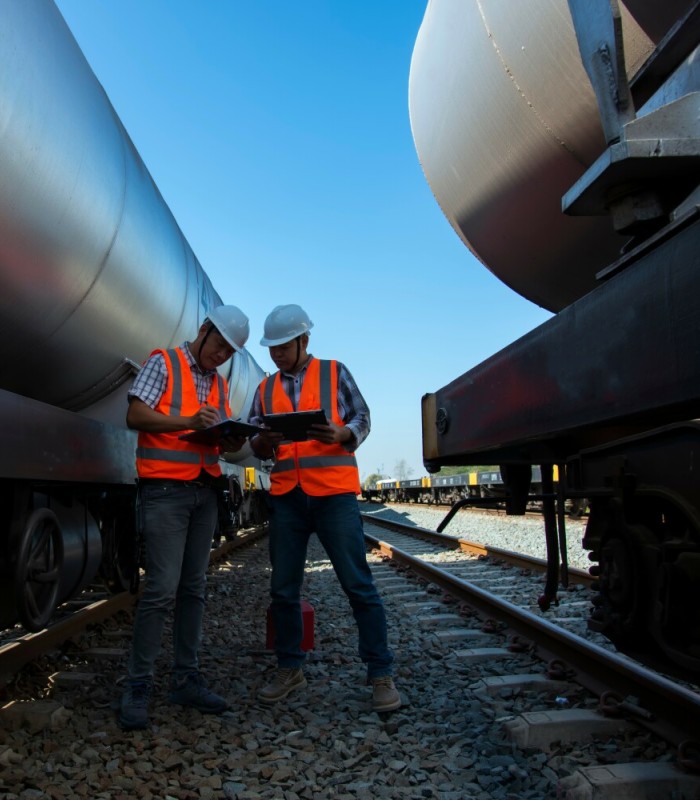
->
[137,477,216,489]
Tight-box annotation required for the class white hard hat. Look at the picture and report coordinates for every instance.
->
[207,305,250,352]
[260,304,314,346]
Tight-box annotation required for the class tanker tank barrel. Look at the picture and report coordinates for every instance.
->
[0,1,265,432]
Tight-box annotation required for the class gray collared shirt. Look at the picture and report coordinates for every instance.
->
[248,355,370,451]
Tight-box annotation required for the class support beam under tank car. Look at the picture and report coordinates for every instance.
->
[422,211,700,471]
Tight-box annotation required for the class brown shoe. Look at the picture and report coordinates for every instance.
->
[371,676,401,712]
[258,668,307,703]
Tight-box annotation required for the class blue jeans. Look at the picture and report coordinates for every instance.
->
[127,483,218,682]
[268,487,394,678]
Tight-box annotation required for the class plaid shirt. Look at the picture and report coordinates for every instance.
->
[248,355,370,450]
[129,342,217,408]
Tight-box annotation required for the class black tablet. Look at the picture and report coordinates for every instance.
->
[179,418,262,445]
[261,409,328,441]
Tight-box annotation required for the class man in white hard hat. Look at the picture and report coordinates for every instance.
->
[249,304,401,712]
[119,304,250,730]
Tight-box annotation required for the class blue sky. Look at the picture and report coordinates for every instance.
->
[55,0,551,482]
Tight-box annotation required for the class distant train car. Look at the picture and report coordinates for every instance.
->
[394,476,431,503]
[216,466,270,541]
[365,467,591,514]
[364,468,551,507]
[374,479,400,503]
[427,472,475,504]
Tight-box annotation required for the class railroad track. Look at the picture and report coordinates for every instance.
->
[365,498,587,522]
[361,512,700,796]
[0,525,268,687]
[2,515,700,797]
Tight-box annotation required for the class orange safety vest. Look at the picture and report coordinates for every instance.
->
[135,347,231,480]
[260,358,361,496]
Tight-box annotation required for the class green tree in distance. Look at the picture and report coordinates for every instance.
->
[432,465,497,476]
[363,472,385,489]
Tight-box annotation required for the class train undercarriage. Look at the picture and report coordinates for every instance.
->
[575,422,700,672]
[0,480,139,632]
[0,388,267,633]
[422,211,700,673]
[0,389,139,632]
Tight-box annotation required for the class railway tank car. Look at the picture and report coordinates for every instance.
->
[0,1,267,633]
[410,1,700,671]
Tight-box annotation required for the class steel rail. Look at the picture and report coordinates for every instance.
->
[364,522,700,747]
[360,512,593,587]
[0,526,267,685]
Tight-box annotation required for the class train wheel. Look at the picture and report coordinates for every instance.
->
[99,508,137,594]
[252,493,268,526]
[647,503,700,670]
[14,508,64,631]
[590,521,656,645]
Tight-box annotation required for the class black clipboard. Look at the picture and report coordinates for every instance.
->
[179,418,262,445]
[262,409,328,441]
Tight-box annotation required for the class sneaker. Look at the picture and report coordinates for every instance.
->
[371,676,401,712]
[258,668,307,703]
[119,679,152,730]
[168,672,228,714]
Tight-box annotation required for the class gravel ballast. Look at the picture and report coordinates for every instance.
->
[361,503,591,571]
[0,513,659,800]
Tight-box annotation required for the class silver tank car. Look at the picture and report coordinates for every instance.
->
[408,0,695,312]
[0,0,262,422]
[0,1,267,631]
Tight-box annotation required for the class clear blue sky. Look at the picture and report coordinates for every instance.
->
[55,0,551,482]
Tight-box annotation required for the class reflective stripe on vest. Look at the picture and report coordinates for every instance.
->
[135,347,230,479]
[260,358,360,496]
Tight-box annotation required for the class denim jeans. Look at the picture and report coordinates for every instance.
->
[127,483,218,682]
[268,486,394,678]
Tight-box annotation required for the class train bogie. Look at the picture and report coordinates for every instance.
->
[573,422,700,670]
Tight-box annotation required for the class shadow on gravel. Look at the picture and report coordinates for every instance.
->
[360,503,420,528]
